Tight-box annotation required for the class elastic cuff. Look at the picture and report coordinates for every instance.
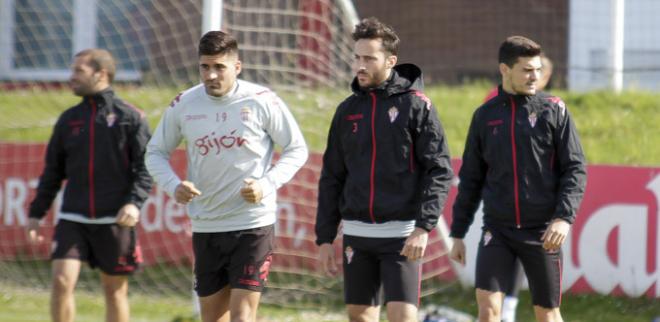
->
[257,177,276,197]
[553,215,574,225]
[449,230,467,239]
[415,222,434,233]
[164,179,182,198]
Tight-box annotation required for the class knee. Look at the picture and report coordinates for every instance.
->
[230,310,253,322]
[534,306,562,322]
[348,315,372,322]
[477,303,500,322]
[347,307,379,322]
[51,274,75,294]
[386,303,417,322]
[387,310,417,322]
[103,287,127,302]
[102,280,128,299]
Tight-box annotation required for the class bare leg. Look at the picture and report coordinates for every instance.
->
[476,288,504,322]
[534,306,563,322]
[228,288,262,322]
[198,286,231,322]
[100,272,129,322]
[51,259,81,322]
[385,301,417,322]
[346,304,380,322]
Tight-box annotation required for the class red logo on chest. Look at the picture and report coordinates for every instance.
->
[194,129,248,156]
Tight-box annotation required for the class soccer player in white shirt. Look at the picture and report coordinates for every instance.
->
[146,31,308,322]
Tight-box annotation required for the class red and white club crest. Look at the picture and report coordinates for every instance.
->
[240,107,251,122]
[388,106,399,123]
[528,112,537,128]
[345,246,354,264]
[483,231,493,246]
[558,101,566,117]
[106,113,117,127]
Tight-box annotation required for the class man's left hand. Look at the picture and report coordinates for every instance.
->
[541,218,571,251]
[116,203,140,227]
[241,178,264,203]
[400,227,428,261]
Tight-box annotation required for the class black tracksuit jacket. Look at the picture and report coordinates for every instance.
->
[315,64,453,245]
[450,86,587,238]
[29,88,153,220]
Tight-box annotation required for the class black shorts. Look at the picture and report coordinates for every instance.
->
[51,219,142,275]
[192,225,274,297]
[342,235,420,306]
[475,224,562,308]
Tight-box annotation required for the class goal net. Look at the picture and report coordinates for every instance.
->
[0,0,455,313]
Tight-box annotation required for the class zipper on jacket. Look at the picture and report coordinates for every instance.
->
[549,150,555,171]
[88,98,97,218]
[409,141,415,173]
[509,97,521,228]
[368,92,377,223]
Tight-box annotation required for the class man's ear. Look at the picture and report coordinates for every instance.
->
[235,60,242,75]
[94,69,108,84]
[386,55,397,69]
[499,63,510,77]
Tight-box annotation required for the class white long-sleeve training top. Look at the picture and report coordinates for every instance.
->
[146,80,308,233]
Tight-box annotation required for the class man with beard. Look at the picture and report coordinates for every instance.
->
[449,36,586,322]
[315,17,453,322]
[27,48,153,322]
[146,31,307,322]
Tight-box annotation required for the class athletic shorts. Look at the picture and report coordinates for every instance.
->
[51,219,142,275]
[342,235,421,306]
[475,224,562,308]
[192,225,274,297]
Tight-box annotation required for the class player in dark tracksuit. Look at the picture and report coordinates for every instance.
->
[449,36,586,322]
[27,49,152,322]
[316,18,453,322]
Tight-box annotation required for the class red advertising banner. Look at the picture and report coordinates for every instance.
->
[440,160,660,298]
[1,143,659,297]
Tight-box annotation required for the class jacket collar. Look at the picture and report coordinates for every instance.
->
[84,87,115,109]
[350,63,424,97]
[497,85,535,105]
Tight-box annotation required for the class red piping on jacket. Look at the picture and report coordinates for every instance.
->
[368,92,377,223]
[509,97,521,228]
[88,98,97,218]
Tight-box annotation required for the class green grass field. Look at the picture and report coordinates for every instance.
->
[2,281,658,322]
[1,83,659,321]
[1,83,659,164]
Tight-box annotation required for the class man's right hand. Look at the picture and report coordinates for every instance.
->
[175,181,202,204]
[318,243,338,277]
[449,238,466,266]
[26,218,44,244]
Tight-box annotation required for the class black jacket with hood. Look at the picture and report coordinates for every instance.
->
[315,64,453,245]
[29,88,153,221]
[450,86,587,238]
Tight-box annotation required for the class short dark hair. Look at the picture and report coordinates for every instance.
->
[498,36,542,67]
[75,49,116,82]
[198,31,239,56]
[352,17,399,55]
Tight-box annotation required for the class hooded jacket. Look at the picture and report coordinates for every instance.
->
[450,86,587,238]
[315,64,453,245]
[29,88,153,221]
